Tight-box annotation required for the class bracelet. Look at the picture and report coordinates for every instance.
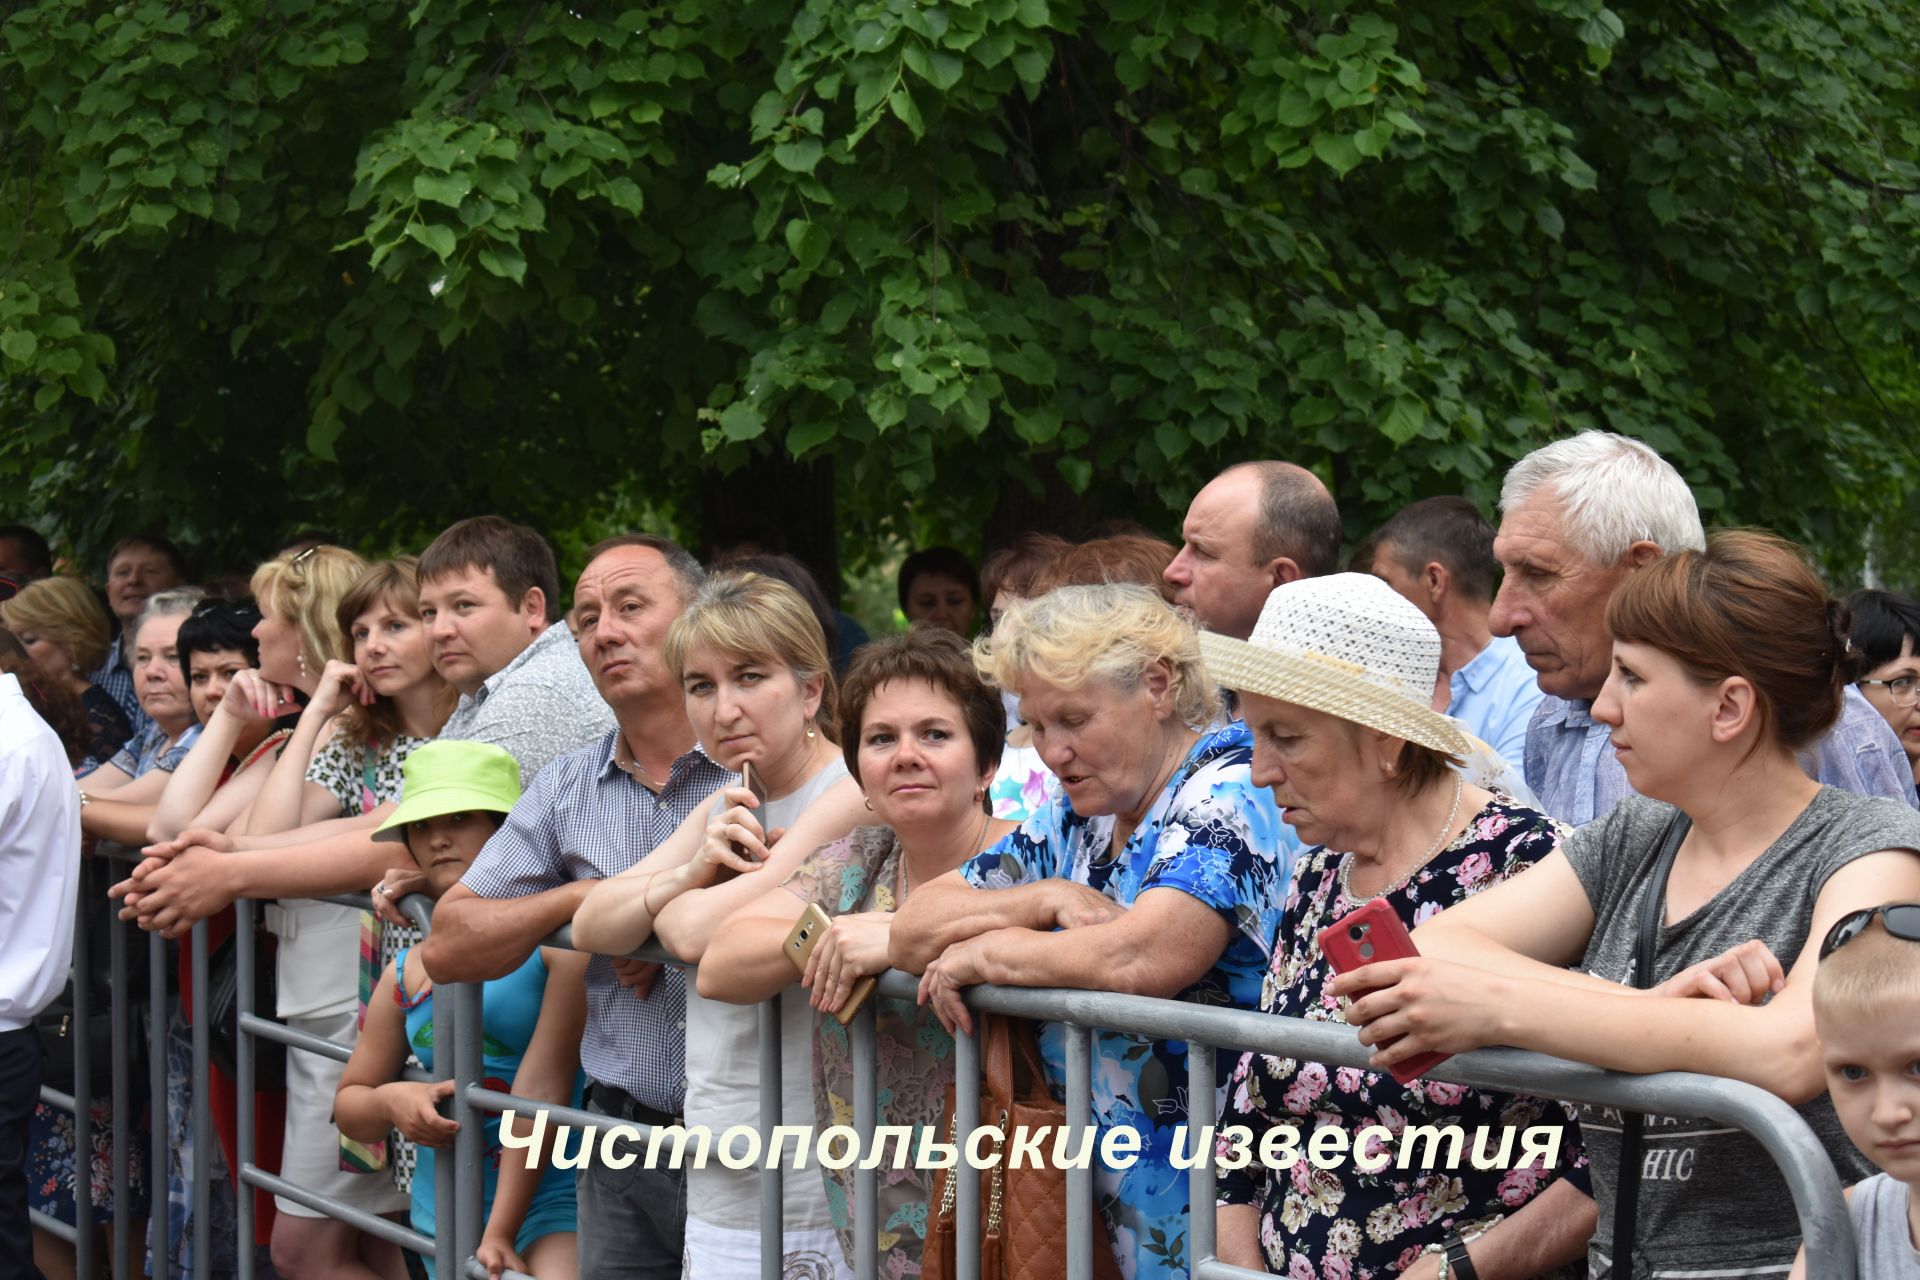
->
[1443,1232,1479,1280]
[1434,1247,1449,1280]
[76,787,90,810]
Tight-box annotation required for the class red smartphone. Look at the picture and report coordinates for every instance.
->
[1317,898,1452,1085]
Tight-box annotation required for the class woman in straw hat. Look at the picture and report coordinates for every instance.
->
[892,582,1294,1280]
[1202,573,1591,1280]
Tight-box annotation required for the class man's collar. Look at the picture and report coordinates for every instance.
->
[1536,695,1598,728]
[1454,637,1504,694]
[474,621,571,704]
[596,730,721,787]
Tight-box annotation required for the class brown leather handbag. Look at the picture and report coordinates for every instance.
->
[923,1015,1122,1280]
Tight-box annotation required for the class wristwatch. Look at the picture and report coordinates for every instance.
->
[1442,1233,1480,1280]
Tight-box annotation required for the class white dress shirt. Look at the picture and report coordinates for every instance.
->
[0,672,82,1031]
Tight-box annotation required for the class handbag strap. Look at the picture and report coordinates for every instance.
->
[982,1014,1056,1107]
[1610,808,1689,1276]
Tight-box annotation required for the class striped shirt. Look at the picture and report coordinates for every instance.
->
[460,729,731,1113]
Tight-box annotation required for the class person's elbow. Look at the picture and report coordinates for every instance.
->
[146,814,179,845]
[1758,1028,1828,1106]
[333,1089,387,1144]
[419,900,516,983]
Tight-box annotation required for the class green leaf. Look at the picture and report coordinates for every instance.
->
[773,137,823,174]
[1311,133,1363,177]
[477,244,527,284]
[128,201,177,229]
[888,88,925,138]
[413,172,473,208]
[406,222,457,260]
[1380,396,1425,444]
[0,331,37,363]
[1015,0,1050,27]
[903,43,965,91]
[1535,203,1565,240]
[1011,405,1062,443]
[717,400,765,441]
[785,218,829,271]
[787,419,838,455]
[1056,455,1092,493]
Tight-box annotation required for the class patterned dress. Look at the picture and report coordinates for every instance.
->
[1215,798,1585,1278]
[958,720,1293,1280]
[781,827,953,1277]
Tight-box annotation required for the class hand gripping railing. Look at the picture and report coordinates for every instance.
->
[42,869,1857,1280]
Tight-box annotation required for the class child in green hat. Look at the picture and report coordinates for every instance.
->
[334,740,587,1280]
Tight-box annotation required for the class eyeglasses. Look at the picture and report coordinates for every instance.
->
[1819,903,1920,961]
[1858,675,1920,707]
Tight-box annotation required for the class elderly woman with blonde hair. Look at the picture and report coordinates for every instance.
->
[891,583,1295,1280]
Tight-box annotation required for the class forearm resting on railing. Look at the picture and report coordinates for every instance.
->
[887,874,1063,971]
[695,914,802,1003]
[420,883,597,983]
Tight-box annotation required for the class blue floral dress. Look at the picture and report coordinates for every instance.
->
[1215,798,1587,1279]
[957,720,1294,1280]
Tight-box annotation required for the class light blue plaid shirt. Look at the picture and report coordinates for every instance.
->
[460,729,731,1113]
[1524,683,1919,826]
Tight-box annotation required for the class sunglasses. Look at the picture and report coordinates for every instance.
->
[1819,903,1920,961]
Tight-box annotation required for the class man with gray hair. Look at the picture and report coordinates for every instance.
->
[1163,460,1342,640]
[1492,430,1915,823]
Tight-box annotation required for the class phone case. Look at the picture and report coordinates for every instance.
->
[784,903,877,1026]
[711,762,774,885]
[1317,898,1452,1085]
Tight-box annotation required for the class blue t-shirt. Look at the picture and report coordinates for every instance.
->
[958,719,1293,1280]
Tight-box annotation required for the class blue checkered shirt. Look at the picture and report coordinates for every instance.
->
[459,728,732,1113]
[89,646,147,739]
[1524,683,1920,826]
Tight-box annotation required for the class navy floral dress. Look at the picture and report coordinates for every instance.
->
[1216,798,1586,1279]
[959,720,1294,1280]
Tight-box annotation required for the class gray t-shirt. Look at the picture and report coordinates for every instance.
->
[1851,1172,1920,1278]
[1563,786,1920,1278]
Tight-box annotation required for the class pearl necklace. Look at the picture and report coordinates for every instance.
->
[1338,773,1465,906]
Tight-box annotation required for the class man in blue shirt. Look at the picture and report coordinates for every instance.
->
[1491,430,1917,824]
[1365,496,1544,765]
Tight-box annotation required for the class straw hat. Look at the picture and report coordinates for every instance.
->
[373,740,523,842]
[1197,573,1470,755]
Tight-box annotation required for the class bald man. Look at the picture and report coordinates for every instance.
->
[1163,461,1342,639]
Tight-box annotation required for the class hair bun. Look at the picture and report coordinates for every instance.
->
[1825,597,1862,682]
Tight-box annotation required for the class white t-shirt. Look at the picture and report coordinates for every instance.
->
[684,757,848,1233]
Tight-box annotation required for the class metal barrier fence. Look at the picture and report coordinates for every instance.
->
[34,852,1859,1280]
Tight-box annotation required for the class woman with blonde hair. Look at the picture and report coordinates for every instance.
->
[2,574,131,769]
[891,583,1295,1280]
[573,570,868,1277]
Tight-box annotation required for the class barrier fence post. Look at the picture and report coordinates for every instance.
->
[851,999,877,1280]
[237,899,257,1280]
[432,968,458,1280]
[454,981,485,1272]
[190,919,211,1279]
[148,927,170,1277]
[72,880,94,1279]
[757,994,783,1280]
[1186,1041,1214,1279]
[953,1020,979,1280]
[110,896,132,1278]
[1064,1024,1093,1280]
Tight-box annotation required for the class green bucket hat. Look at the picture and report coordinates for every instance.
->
[373,740,523,843]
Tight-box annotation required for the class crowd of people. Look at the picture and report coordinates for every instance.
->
[2,427,1918,1280]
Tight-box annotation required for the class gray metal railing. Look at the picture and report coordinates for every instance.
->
[36,855,1859,1280]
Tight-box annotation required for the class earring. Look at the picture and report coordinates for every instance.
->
[863,796,873,811]
[297,652,308,678]
[973,785,985,803]
[805,717,817,741]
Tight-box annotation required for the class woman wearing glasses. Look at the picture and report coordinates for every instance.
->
[1848,589,1920,802]
[1336,531,1920,1280]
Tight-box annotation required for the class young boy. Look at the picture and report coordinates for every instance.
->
[1791,904,1920,1278]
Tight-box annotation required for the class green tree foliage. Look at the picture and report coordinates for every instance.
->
[2,0,1916,583]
